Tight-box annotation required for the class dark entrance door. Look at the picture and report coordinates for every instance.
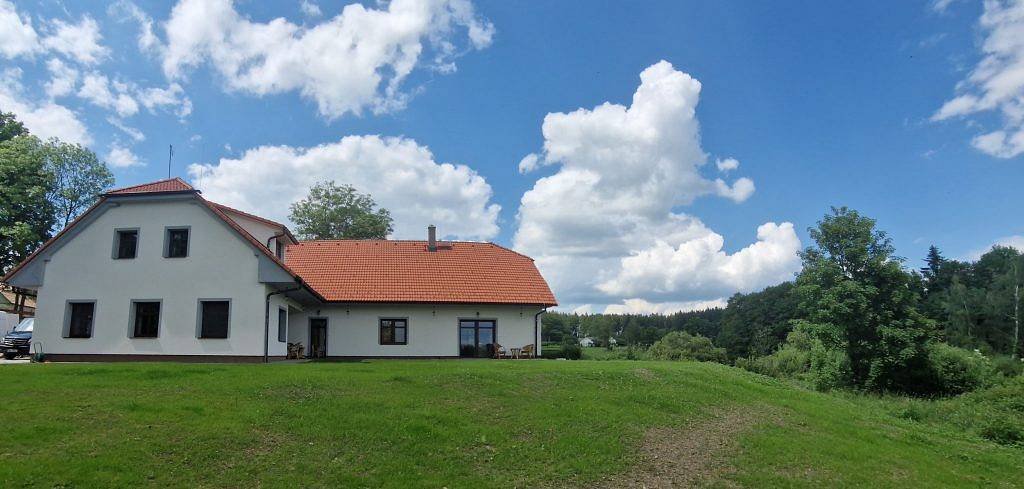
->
[459,320,496,358]
[309,318,327,358]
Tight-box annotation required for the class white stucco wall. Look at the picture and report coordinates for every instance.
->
[0,312,19,333]
[288,304,543,357]
[219,210,287,254]
[32,198,277,357]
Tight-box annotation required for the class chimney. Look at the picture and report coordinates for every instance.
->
[428,225,437,252]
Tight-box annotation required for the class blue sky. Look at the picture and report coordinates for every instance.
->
[2,0,1023,312]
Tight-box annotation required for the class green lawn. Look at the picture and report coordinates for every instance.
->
[1,360,1020,488]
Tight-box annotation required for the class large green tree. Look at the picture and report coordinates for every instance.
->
[289,181,393,240]
[795,207,936,393]
[42,139,114,229]
[0,135,55,273]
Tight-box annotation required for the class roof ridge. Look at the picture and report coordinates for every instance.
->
[106,177,193,194]
[293,238,490,244]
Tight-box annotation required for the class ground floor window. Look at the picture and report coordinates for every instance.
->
[379,318,408,345]
[459,320,495,358]
[66,301,95,338]
[131,301,161,338]
[199,300,230,339]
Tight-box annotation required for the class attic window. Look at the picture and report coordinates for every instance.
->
[165,227,189,258]
[114,229,138,259]
[276,240,285,260]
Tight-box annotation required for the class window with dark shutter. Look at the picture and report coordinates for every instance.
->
[199,300,230,338]
[67,302,95,338]
[115,230,138,259]
[379,318,408,345]
[165,228,189,258]
[132,301,161,338]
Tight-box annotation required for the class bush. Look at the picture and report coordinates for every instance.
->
[808,341,851,391]
[990,354,1024,378]
[736,345,809,378]
[648,331,727,363]
[539,340,584,360]
[926,343,997,396]
[560,343,583,360]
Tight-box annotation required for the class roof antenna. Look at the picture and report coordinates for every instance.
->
[167,144,174,178]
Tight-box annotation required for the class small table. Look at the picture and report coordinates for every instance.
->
[510,347,522,359]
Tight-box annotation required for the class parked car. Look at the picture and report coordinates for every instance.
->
[1,318,33,359]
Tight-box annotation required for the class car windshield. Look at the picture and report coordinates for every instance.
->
[12,318,33,333]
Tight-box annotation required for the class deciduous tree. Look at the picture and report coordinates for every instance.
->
[289,181,393,240]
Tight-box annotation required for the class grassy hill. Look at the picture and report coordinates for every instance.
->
[1,360,1021,487]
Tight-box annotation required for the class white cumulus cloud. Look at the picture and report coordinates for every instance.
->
[108,0,159,53]
[43,58,78,98]
[300,0,321,18]
[0,68,91,144]
[932,0,1024,158]
[0,0,39,59]
[603,298,728,315]
[41,15,110,65]
[187,135,501,240]
[160,0,493,119]
[514,61,800,311]
[106,143,143,167]
[716,157,739,172]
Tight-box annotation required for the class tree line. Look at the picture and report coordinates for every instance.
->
[544,207,1022,396]
[0,112,114,273]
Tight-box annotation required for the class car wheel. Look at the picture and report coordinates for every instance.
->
[2,352,16,360]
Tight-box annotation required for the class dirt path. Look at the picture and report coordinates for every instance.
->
[592,408,775,488]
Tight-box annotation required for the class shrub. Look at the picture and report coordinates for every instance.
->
[624,344,648,360]
[979,418,1024,446]
[808,341,851,391]
[736,345,809,378]
[540,347,562,359]
[648,331,727,363]
[560,343,583,360]
[990,354,1024,378]
[926,343,997,396]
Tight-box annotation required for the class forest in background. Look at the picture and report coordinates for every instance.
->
[543,207,1023,398]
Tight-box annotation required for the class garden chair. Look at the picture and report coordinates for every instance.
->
[520,344,535,359]
[494,343,510,359]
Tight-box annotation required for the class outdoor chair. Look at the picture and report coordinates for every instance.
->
[520,344,535,359]
[494,343,510,359]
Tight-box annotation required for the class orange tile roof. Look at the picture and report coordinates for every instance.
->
[105,177,195,195]
[285,240,557,306]
[7,178,556,307]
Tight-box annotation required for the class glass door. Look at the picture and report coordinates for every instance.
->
[459,320,496,358]
[309,318,327,358]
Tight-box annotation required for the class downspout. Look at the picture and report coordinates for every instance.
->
[267,231,287,255]
[534,307,547,357]
[264,286,301,363]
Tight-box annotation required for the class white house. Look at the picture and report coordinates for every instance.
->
[2,178,557,362]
